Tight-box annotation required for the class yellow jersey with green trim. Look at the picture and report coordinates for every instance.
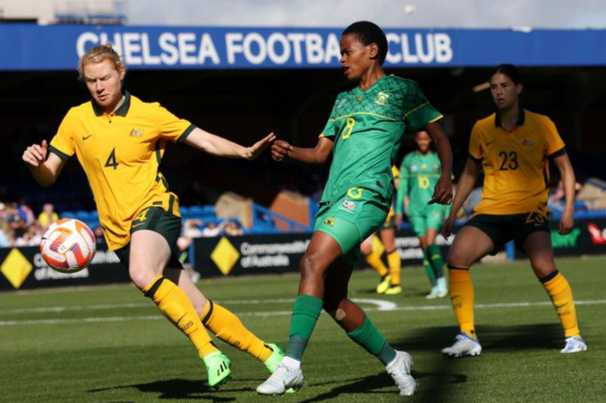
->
[49,92,195,250]
[319,75,442,204]
[469,108,566,217]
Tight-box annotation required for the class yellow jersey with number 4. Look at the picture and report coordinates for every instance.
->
[468,108,565,217]
[49,92,195,250]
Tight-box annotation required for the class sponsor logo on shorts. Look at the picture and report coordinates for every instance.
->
[340,200,356,213]
[323,217,335,227]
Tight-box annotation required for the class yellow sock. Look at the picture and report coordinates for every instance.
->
[386,249,401,286]
[143,276,217,357]
[448,266,477,339]
[201,300,272,362]
[366,250,389,277]
[541,271,580,338]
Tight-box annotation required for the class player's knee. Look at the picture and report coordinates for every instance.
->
[299,254,326,279]
[531,262,557,279]
[129,266,157,290]
[446,247,468,268]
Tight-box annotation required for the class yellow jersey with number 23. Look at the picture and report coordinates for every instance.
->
[468,108,565,217]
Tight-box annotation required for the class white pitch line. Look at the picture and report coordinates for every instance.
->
[0,299,604,327]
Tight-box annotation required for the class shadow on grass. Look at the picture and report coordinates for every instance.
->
[384,323,563,403]
[294,369,467,403]
[392,323,563,353]
[89,378,237,401]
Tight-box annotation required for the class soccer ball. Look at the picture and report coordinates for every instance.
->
[40,219,96,273]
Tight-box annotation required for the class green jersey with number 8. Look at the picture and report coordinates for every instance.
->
[319,75,442,204]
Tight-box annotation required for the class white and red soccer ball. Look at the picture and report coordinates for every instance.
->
[40,219,96,273]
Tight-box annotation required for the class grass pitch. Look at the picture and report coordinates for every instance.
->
[0,256,604,403]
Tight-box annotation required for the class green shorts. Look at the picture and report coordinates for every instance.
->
[315,188,389,265]
[465,212,550,254]
[114,207,183,269]
[408,204,447,236]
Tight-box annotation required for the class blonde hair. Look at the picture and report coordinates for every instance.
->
[78,43,125,81]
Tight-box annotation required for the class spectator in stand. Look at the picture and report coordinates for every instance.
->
[18,199,36,227]
[38,203,59,228]
[201,221,226,237]
[225,220,244,237]
[0,216,10,247]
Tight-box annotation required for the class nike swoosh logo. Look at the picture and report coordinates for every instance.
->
[486,140,495,146]
[132,223,145,228]
[83,135,93,141]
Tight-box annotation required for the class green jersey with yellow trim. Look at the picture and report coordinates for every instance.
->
[319,75,442,203]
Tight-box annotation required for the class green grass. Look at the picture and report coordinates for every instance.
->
[0,256,604,403]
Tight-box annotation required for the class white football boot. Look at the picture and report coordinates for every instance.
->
[441,333,482,357]
[561,336,587,354]
[386,351,417,396]
[256,364,304,395]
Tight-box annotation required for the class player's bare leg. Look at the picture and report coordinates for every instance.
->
[442,226,493,357]
[131,230,230,387]
[324,262,415,395]
[257,232,341,395]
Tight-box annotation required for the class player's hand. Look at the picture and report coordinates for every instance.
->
[395,214,403,228]
[271,140,292,162]
[23,140,48,168]
[559,210,574,235]
[441,214,456,238]
[429,174,453,205]
[246,133,276,160]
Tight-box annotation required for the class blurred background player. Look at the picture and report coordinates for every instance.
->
[22,43,286,388]
[441,64,586,357]
[396,130,449,299]
[360,165,402,294]
[37,202,59,229]
[257,21,453,396]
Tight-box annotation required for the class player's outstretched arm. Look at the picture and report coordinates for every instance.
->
[425,122,453,205]
[185,128,275,160]
[271,136,333,165]
[22,140,66,187]
[441,158,480,237]
[553,153,576,235]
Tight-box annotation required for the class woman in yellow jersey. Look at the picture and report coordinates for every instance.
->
[22,44,286,388]
[441,64,586,357]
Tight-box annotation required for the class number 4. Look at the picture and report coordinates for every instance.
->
[105,148,119,170]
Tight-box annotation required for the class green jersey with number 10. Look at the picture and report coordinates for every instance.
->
[319,75,442,204]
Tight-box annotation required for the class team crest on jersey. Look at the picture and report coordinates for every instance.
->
[323,217,335,227]
[375,91,390,106]
[522,138,534,147]
[340,200,356,213]
[130,128,144,137]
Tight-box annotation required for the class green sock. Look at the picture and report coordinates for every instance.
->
[423,251,437,286]
[347,317,396,365]
[427,244,445,279]
[285,295,323,361]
